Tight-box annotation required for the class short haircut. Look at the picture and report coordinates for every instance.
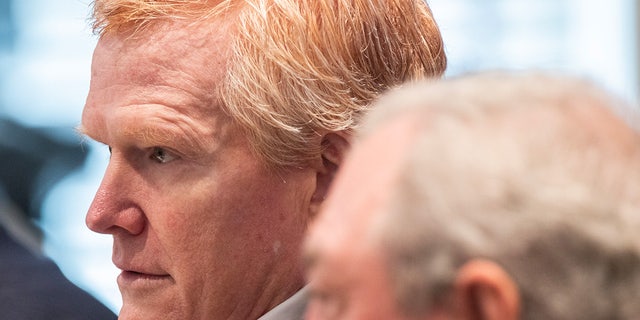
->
[90,0,447,168]
[362,72,640,319]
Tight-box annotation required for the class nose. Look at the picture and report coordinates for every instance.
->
[86,156,146,236]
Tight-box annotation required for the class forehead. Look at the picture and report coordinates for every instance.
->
[91,16,235,88]
[306,116,418,262]
[83,16,237,137]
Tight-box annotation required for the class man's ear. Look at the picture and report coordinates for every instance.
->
[453,259,520,320]
[309,131,351,218]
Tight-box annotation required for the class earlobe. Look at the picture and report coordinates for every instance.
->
[309,131,351,218]
[454,259,520,320]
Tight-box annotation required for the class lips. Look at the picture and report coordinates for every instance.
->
[117,269,173,291]
[114,260,173,290]
[120,270,169,281]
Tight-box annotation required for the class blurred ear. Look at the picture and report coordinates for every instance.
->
[309,131,351,218]
[453,259,520,320]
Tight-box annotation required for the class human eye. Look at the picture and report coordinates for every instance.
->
[149,147,178,164]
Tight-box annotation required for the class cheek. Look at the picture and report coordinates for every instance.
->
[358,279,409,320]
[148,161,315,264]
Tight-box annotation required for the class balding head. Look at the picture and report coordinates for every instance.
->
[305,72,640,320]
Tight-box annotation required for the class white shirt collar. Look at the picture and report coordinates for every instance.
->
[258,287,308,320]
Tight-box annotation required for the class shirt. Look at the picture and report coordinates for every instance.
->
[258,287,308,320]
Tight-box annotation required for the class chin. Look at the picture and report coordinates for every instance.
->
[118,304,184,320]
[118,294,187,320]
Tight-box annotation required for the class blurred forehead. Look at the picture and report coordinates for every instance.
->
[306,116,418,263]
[331,116,417,221]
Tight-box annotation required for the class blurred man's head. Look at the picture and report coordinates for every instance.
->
[305,72,640,320]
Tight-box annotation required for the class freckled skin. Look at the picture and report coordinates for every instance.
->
[82,17,318,320]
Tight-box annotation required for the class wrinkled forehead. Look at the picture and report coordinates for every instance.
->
[90,15,236,97]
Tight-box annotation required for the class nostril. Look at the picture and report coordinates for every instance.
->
[111,207,146,235]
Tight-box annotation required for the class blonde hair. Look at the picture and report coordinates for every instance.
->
[89,0,447,168]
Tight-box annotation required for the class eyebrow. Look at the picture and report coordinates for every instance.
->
[75,124,99,144]
[75,124,90,137]
[76,122,213,159]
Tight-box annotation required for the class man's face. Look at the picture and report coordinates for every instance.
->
[304,119,419,320]
[81,18,316,319]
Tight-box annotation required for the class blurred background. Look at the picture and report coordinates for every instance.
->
[0,0,637,313]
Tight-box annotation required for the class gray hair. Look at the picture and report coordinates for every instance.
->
[364,72,640,319]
